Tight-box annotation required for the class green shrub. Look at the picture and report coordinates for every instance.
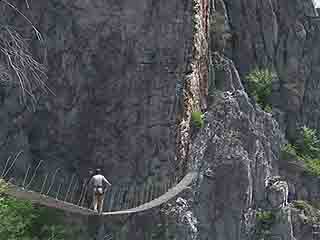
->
[256,210,276,229]
[0,179,81,240]
[0,194,36,240]
[264,105,273,113]
[281,127,320,176]
[254,210,276,238]
[191,111,204,128]
[303,158,320,176]
[0,179,8,193]
[246,68,275,111]
[292,200,320,224]
[281,143,297,156]
[296,126,320,159]
[296,127,320,175]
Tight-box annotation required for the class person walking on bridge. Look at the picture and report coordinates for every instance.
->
[89,168,112,214]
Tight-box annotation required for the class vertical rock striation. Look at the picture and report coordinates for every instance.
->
[188,53,283,239]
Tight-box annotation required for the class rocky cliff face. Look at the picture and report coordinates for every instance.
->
[186,53,284,239]
[2,0,320,239]
[0,0,199,184]
[221,0,320,140]
[184,0,320,239]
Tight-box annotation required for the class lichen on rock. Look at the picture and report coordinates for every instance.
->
[265,176,289,209]
[161,197,198,240]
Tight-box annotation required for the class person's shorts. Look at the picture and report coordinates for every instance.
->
[94,187,104,195]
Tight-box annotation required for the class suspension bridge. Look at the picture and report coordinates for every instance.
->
[0,153,196,216]
[4,172,195,216]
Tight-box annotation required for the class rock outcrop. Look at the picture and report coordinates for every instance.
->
[265,176,289,209]
[187,52,283,239]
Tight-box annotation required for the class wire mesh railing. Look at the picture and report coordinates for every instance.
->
[0,153,186,213]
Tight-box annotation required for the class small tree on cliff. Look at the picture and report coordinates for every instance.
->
[281,126,320,176]
[246,68,275,112]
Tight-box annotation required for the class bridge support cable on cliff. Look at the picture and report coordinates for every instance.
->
[3,172,196,216]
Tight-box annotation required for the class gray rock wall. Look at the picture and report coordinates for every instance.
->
[188,54,282,240]
[0,0,198,183]
[220,0,320,140]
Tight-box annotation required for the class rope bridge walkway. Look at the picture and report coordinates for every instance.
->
[4,172,195,216]
[1,154,196,216]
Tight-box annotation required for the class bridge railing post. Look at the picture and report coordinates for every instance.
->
[22,165,31,188]
[55,182,62,200]
[25,160,43,190]
[142,182,147,205]
[107,187,115,211]
[122,184,129,209]
[1,155,12,178]
[2,151,23,179]
[46,168,61,196]
[70,180,78,204]
[40,173,48,194]
[112,187,119,211]
[81,185,88,207]
[64,174,75,202]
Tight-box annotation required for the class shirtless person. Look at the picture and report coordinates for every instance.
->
[89,168,112,214]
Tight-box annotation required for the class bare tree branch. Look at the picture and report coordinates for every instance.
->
[25,0,30,9]
[1,0,42,41]
[0,64,11,83]
[0,0,54,109]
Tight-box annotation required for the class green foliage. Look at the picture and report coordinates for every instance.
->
[292,200,320,224]
[281,143,298,165]
[256,210,276,229]
[295,127,320,175]
[0,178,8,193]
[296,126,320,159]
[281,127,320,176]
[191,111,204,128]
[0,179,81,240]
[254,210,276,239]
[303,158,320,176]
[0,194,36,240]
[281,143,297,156]
[246,68,275,111]
[264,105,273,113]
